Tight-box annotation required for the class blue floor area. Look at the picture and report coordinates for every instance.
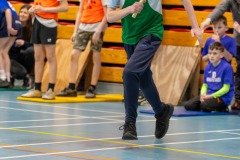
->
[0,82,239,160]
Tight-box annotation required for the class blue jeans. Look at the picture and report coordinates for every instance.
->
[123,34,163,123]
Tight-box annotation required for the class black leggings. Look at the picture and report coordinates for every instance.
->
[184,96,227,112]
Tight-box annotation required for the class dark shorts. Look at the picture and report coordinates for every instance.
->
[31,18,57,44]
[0,14,22,38]
[73,29,104,52]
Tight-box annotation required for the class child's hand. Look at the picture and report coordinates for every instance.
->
[15,39,24,47]
[92,32,101,45]
[7,27,18,36]
[71,33,77,42]
[200,94,206,102]
[29,5,44,13]
[128,2,143,14]
[211,34,220,42]
[202,95,213,101]
[233,21,240,33]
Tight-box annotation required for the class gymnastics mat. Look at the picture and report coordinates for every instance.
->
[17,94,124,103]
[139,107,239,117]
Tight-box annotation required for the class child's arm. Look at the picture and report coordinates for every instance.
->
[107,2,143,22]
[92,5,108,44]
[29,0,68,13]
[222,49,233,62]
[211,84,230,98]
[181,0,203,46]
[5,8,17,36]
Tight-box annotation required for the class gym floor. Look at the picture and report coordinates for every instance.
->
[0,83,239,160]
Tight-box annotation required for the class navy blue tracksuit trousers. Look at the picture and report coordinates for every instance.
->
[123,34,164,123]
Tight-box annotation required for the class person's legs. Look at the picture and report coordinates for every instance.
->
[183,96,201,111]
[57,30,93,97]
[200,98,227,112]
[122,34,174,140]
[22,46,35,74]
[232,46,240,109]
[1,37,16,82]
[85,32,103,98]
[40,44,57,100]
[21,44,44,98]
[10,59,27,80]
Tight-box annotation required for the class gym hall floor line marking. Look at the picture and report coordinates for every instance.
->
[0,143,118,160]
[1,127,240,159]
[0,128,240,149]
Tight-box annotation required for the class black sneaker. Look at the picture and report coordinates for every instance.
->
[138,90,148,105]
[56,88,77,97]
[85,86,96,98]
[155,103,174,139]
[119,122,138,140]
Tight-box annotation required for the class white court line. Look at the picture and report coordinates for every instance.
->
[0,115,126,123]
[0,119,160,129]
[1,128,240,149]
[0,99,125,115]
[0,136,240,159]
[0,99,167,119]
[218,131,240,136]
[0,106,124,122]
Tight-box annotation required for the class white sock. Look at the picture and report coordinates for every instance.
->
[0,70,6,81]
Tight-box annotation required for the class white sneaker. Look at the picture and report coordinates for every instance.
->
[21,89,42,98]
[42,89,55,100]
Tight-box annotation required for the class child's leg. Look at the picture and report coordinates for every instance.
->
[0,50,6,81]
[200,98,227,112]
[183,96,201,111]
[69,49,81,84]
[45,44,57,86]
[1,37,16,82]
[90,50,101,85]
[34,44,46,85]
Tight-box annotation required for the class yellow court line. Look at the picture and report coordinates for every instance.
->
[2,127,240,159]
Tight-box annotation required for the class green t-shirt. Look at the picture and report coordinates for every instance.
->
[121,0,164,45]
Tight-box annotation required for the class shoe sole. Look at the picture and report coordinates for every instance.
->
[155,104,174,139]
[122,132,138,140]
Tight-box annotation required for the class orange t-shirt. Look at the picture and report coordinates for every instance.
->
[34,0,60,21]
[80,0,104,24]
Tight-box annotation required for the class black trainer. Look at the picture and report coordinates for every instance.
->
[119,122,138,140]
[56,88,77,97]
[85,86,96,98]
[155,103,174,139]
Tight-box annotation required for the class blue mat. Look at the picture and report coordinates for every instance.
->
[139,107,240,117]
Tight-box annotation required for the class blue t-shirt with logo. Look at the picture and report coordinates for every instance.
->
[204,60,234,105]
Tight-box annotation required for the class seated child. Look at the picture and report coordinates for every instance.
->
[184,42,234,112]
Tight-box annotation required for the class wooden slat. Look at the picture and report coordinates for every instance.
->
[162,0,221,7]
[101,48,127,64]
[98,66,124,83]
[163,10,233,27]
